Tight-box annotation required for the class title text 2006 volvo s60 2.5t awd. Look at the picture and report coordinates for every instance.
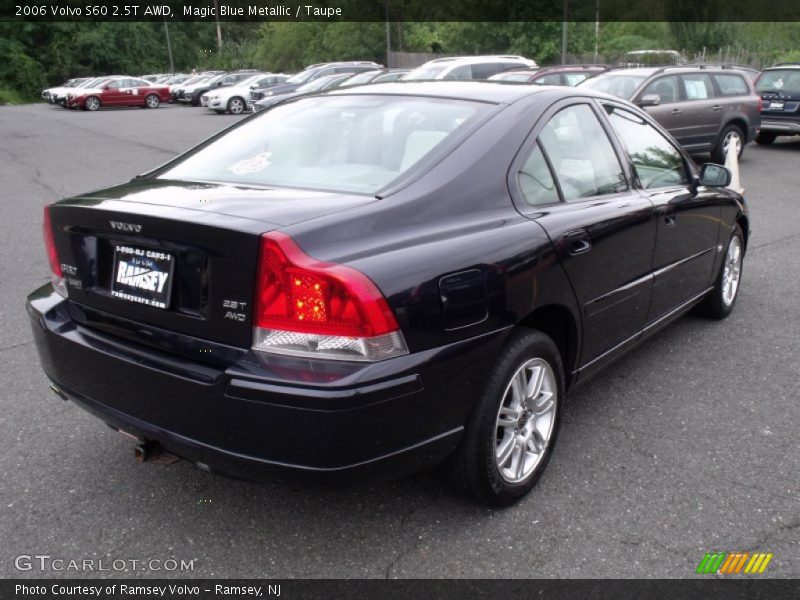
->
[28,82,748,506]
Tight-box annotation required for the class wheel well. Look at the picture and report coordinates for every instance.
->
[518,305,579,390]
[724,118,747,138]
[737,214,750,250]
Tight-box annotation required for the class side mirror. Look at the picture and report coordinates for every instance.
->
[637,94,661,107]
[699,163,732,187]
[103,85,111,90]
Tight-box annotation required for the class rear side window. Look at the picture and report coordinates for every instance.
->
[641,76,679,103]
[714,74,749,96]
[518,143,559,206]
[682,73,715,100]
[538,104,627,202]
[605,106,689,190]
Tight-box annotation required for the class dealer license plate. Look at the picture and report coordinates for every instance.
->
[111,244,175,309]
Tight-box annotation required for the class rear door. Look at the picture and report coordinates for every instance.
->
[511,100,656,369]
[602,102,721,323]
[678,72,721,151]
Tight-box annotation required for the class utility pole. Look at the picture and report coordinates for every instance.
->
[212,0,222,51]
[561,0,568,64]
[163,20,175,73]
[385,2,391,67]
[594,0,600,63]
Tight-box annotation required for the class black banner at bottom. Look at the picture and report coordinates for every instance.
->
[3,579,799,600]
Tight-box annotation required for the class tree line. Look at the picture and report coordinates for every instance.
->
[1,21,799,103]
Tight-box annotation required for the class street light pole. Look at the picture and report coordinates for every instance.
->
[212,0,222,51]
[561,0,568,64]
[163,19,175,73]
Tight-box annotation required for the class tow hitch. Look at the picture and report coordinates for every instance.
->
[133,440,180,465]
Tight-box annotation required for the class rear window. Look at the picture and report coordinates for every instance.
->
[714,74,749,96]
[403,64,449,80]
[158,95,488,194]
[757,70,800,94]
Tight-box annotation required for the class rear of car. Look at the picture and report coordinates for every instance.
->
[29,92,492,485]
[754,65,800,144]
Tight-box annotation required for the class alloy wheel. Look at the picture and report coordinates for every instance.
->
[722,235,742,306]
[494,358,557,484]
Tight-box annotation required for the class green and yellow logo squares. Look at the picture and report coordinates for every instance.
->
[696,552,773,574]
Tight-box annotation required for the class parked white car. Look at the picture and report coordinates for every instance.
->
[403,55,538,81]
[204,73,289,115]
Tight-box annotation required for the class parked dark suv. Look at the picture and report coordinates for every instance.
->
[579,66,761,162]
[754,63,800,145]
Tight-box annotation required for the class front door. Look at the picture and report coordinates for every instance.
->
[603,102,721,323]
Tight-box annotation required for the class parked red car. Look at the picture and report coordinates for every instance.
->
[66,77,171,111]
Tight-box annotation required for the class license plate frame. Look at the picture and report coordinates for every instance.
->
[111,244,175,309]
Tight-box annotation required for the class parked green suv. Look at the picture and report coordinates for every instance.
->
[754,63,800,145]
[579,66,761,162]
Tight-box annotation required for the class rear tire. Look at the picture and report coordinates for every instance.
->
[145,94,160,109]
[445,329,563,507]
[696,225,744,319]
[755,132,776,146]
[711,124,744,163]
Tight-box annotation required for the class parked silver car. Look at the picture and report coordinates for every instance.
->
[579,65,761,162]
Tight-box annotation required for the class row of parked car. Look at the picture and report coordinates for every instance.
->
[41,56,800,158]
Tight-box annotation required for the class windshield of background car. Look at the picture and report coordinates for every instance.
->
[158,95,489,194]
[403,64,449,80]
[286,67,321,85]
[579,73,647,99]
[757,70,800,94]
[343,71,381,85]
[296,75,342,93]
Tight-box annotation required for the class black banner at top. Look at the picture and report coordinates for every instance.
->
[4,0,800,22]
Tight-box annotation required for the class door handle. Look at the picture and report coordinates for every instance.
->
[664,216,676,227]
[712,105,722,111]
[561,229,592,255]
[671,108,682,115]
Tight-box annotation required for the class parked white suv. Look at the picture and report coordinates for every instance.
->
[403,55,538,81]
[203,73,289,115]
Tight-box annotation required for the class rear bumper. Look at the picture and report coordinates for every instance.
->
[760,119,800,134]
[27,285,502,486]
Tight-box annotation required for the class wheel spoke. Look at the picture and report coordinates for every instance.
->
[510,371,526,409]
[526,365,545,407]
[496,435,515,467]
[514,441,526,479]
[533,391,555,416]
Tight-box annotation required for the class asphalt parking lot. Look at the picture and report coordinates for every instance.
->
[0,103,798,579]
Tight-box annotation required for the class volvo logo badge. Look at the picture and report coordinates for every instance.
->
[110,221,142,233]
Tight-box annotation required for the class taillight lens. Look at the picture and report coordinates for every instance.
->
[43,205,67,298]
[757,96,763,112]
[253,232,408,362]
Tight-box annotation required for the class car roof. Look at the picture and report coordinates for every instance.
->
[424,55,533,65]
[329,80,581,104]
[764,64,800,70]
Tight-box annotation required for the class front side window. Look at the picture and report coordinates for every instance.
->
[681,73,715,100]
[564,72,591,86]
[159,95,488,194]
[538,104,627,202]
[641,76,680,103]
[605,105,689,190]
[443,65,473,80]
[578,73,647,99]
[534,73,562,85]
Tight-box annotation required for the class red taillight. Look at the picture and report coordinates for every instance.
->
[253,232,407,361]
[256,232,397,337]
[757,96,763,112]
[43,205,62,277]
[43,205,68,298]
